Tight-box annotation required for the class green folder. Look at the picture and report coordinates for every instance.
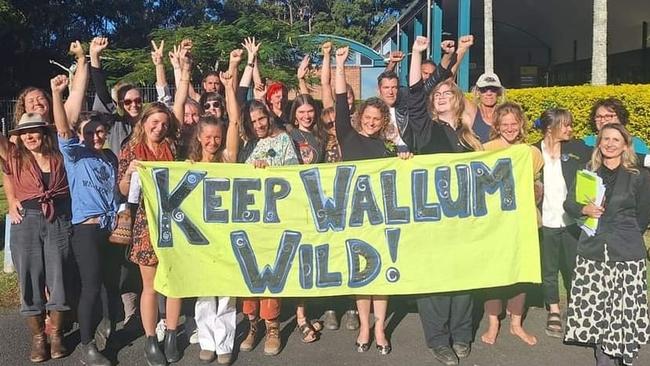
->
[575,170,604,236]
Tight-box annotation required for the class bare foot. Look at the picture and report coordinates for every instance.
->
[510,325,537,345]
[481,324,499,345]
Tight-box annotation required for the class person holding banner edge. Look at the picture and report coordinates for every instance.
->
[334,44,414,355]
[408,36,478,366]
[237,46,300,356]
[179,47,242,364]
[480,102,543,346]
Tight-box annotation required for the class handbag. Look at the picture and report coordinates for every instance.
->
[109,208,133,245]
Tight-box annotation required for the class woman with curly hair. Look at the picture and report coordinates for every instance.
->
[333,45,412,356]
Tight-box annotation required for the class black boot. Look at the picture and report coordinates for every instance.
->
[164,329,180,363]
[79,340,111,366]
[144,336,167,366]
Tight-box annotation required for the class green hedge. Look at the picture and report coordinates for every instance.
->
[501,84,650,144]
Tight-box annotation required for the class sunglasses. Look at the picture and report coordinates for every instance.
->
[478,86,501,94]
[123,97,142,107]
[203,101,222,110]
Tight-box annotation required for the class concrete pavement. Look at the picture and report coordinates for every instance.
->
[0,298,648,366]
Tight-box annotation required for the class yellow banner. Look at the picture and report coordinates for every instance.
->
[139,144,540,298]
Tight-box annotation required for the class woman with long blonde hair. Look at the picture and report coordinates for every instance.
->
[564,123,650,366]
[117,101,180,366]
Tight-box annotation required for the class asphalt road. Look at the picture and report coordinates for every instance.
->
[0,298,648,366]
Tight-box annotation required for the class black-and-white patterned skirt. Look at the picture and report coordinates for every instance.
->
[565,254,649,365]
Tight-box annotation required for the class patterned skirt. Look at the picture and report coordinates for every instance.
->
[565,254,649,365]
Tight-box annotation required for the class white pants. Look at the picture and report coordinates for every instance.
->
[195,296,236,354]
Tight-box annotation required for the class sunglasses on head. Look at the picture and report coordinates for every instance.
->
[478,86,501,94]
[122,97,142,106]
[203,101,222,110]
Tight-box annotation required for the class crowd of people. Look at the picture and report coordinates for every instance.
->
[2,32,649,366]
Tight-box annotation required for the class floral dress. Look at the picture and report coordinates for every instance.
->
[240,132,299,166]
[118,143,174,266]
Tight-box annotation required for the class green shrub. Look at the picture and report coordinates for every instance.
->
[500,84,650,143]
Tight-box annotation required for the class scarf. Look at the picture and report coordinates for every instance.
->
[7,144,69,222]
[133,140,174,162]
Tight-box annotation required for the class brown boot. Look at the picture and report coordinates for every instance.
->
[48,311,68,359]
[239,318,259,352]
[25,314,49,363]
[263,320,281,356]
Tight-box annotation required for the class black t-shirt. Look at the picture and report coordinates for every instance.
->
[335,93,392,161]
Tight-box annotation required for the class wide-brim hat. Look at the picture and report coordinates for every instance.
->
[475,72,503,89]
[10,113,54,135]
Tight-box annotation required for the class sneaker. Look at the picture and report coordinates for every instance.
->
[344,310,359,331]
[323,310,339,330]
[217,353,232,365]
[452,342,471,359]
[190,328,199,344]
[199,349,216,363]
[431,345,459,365]
[155,319,166,342]
[263,321,281,356]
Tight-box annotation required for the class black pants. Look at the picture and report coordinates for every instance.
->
[70,224,120,344]
[416,292,473,348]
[540,226,579,305]
[100,239,125,324]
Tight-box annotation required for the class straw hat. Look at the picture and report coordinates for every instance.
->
[10,113,53,135]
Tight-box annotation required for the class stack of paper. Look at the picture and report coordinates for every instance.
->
[575,170,606,236]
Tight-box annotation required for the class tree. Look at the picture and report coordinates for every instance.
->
[591,0,607,85]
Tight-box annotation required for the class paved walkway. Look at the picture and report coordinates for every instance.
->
[1,299,648,366]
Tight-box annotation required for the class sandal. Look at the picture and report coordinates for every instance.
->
[545,312,563,338]
[297,318,322,343]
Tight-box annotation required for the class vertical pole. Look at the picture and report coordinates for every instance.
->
[484,0,494,74]
[399,23,410,86]
[642,21,648,82]
[426,0,432,57]
[432,0,443,62]
[458,0,471,91]
[415,14,423,38]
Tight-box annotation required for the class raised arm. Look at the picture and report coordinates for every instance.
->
[297,55,310,95]
[220,62,241,163]
[452,35,474,77]
[177,39,200,102]
[169,43,182,89]
[384,51,404,73]
[151,40,172,108]
[334,46,353,139]
[239,37,258,89]
[51,75,73,139]
[173,44,192,124]
[89,37,115,112]
[320,41,334,109]
[423,40,456,93]
[410,36,429,87]
[64,40,88,125]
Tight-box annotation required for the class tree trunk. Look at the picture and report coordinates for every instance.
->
[484,0,494,74]
[591,0,608,85]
